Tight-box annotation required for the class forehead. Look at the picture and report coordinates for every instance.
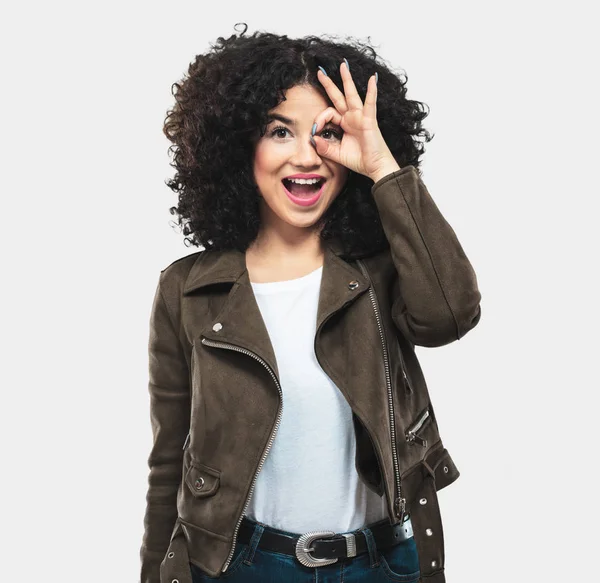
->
[268,84,329,118]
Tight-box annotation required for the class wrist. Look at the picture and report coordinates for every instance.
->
[369,160,402,184]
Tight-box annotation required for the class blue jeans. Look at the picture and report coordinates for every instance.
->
[190,515,421,582]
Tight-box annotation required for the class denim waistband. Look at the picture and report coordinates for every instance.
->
[240,513,409,538]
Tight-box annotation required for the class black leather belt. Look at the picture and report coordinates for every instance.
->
[236,514,414,568]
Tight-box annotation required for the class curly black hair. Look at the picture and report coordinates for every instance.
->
[163,23,434,256]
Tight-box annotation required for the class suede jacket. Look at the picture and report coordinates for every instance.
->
[139,165,482,583]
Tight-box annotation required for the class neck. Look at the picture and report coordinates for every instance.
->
[247,228,324,263]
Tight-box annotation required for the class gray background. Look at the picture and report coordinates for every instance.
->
[2,1,597,581]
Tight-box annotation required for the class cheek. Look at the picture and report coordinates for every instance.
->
[332,168,350,191]
[253,141,282,173]
[253,148,268,179]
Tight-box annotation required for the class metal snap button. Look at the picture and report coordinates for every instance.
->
[347,280,359,290]
[431,560,437,568]
[443,466,449,473]
[167,551,175,558]
[425,528,433,536]
[419,497,427,505]
[212,322,223,332]
[194,477,205,490]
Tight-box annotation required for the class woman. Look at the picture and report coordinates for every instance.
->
[140,25,482,583]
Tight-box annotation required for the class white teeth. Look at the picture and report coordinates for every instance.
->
[285,177,321,185]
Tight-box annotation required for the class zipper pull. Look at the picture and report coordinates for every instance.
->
[395,497,406,524]
[182,432,190,450]
[406,431,427,447]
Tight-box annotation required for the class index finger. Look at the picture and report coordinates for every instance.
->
[340,59,364,111]
[317,68,348,114]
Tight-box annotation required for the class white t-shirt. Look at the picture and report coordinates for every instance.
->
[245,264,388,534]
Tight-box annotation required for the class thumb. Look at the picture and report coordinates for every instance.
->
[312,135,339,163]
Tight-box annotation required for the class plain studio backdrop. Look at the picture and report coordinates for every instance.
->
[1,1,597,581]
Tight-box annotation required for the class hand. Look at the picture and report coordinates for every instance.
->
[313,60,401,183]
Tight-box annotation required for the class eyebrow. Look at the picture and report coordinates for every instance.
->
[266,114,339,128]
[266,114,296,126]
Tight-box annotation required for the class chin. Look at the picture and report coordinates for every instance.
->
[281,212,323,229]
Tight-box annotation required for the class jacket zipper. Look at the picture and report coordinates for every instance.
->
[199,336,284,573]
[355,259,406,524]
[313,308,391,519]
[405,406,431,447]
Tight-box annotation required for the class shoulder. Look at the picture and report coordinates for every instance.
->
[157,248,207,302]
[160,249,206,276]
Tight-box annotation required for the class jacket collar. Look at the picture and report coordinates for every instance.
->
[182,237,372,379]
[183,236,364,294]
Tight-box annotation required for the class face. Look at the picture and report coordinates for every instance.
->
[252,84,349,239]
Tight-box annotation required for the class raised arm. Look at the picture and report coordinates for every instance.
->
[371,165,482,347]
[311,62,481,347]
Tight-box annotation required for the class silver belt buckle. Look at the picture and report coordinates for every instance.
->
[295,530,357,568]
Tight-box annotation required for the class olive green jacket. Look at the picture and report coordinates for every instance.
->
[140,165,482,583]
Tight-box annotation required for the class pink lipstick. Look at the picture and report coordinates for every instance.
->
[282,179,326,207]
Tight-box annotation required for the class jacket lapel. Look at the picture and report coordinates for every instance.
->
[315,245,371,333]
[182,240,371,382]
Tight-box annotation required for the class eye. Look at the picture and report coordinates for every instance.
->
[269,125,290,139]
[268,124,343,140]
[321,128,343,140]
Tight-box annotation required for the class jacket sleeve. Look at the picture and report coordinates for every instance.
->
[371,165,482,347]
[140,274,191,583]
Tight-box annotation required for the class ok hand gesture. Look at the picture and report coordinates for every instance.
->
[312,60,401,183]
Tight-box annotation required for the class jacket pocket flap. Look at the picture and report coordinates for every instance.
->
[185,462,221,498]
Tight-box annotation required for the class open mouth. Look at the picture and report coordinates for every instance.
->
[281,178,326,197]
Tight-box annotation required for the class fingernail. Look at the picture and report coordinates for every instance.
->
[311,122,317,136]
[309,136,316,147]
[318,65,328,77]
[343,58,349,71]
[375,72,378,85]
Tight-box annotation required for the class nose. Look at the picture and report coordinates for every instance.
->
[290,134,322,168]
